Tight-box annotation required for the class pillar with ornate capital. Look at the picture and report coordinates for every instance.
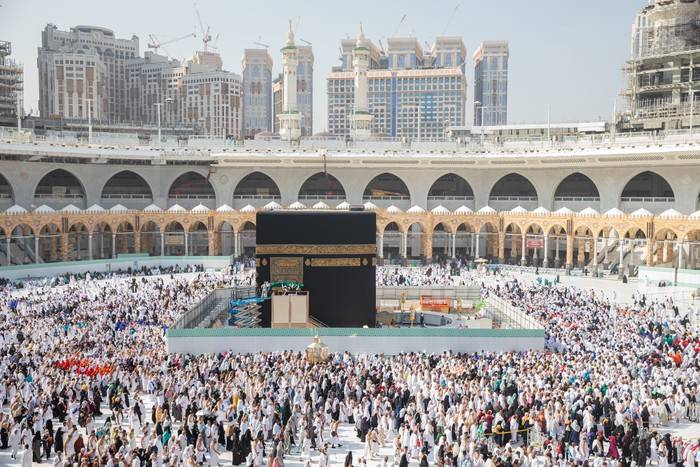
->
[565,233,574,272]
[646,237,654,266]
[520,234,527,266]
[208,229,220,256]
[451,233,456,259]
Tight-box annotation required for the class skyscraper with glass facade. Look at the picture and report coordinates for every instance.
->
[327,35,467,139]
[241,48,272,138]
[473,41,508,126]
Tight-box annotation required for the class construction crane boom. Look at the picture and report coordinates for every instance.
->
[147,32,196,55]
[194,3,212,51]
[392,14,407,37]
[442,3,460,35]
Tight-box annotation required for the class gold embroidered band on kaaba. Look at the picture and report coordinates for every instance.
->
[310,258,362,267]
[256,244,376,256]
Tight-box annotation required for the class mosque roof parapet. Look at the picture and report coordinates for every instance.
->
[4,129,700,168]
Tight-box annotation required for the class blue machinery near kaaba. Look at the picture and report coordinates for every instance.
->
[228,297,267,327]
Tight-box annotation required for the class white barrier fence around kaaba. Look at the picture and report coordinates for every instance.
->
[166,327,546,355]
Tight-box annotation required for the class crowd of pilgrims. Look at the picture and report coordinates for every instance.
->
[0,264,697,466]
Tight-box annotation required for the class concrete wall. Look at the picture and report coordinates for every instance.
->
[166,328,545,355]
[1,159,699,214]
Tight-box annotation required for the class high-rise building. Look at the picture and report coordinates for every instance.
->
[171,51,242,138]
[272,74,283,134]
[296,45,314,136]
[472,41,508,126]
[621,0,700,131]
[327,31,467,139]
[0,40,23,121]
[38,24,139,122]
[126,51,181,125]
[241,49,272,138]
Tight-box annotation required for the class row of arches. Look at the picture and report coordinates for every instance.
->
[2,221,259,265]
[2,169,680,209]
[375,221,700,271]
[4,218,700,272]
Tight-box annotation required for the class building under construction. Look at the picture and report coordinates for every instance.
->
[621,0,700,131]
[0,40,23,122]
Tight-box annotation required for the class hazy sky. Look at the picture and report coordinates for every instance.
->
[1,0,643,131]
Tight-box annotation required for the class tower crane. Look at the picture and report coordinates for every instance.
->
[147,32,196,56]
[299,39,312,46]
[194,3,213,52]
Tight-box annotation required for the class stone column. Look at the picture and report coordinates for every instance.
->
[498,233,505,262]
[565,233,574,271]
[474,233,480,259]
[521,234,527,266]
[160,233,165,257]
[208,230,219,256]
[50,236,57,262]
[234,231,240,258]
[134,230,141,254]
[679,241,685,270]
[422,233,432,263]
[378,233,384,259]
[555,236,560,267]
[451,234,456,259]
[663,239,669,263]
[402,231,408,258]
[111,233,116,259]
[184,232,189,256]
[543,235,549,268]
[471,232,476,258]
[33,236,39,264]
[6,237,10,266]
[62,234,70,262]
[644,238,654,267]
[88,234,93,260]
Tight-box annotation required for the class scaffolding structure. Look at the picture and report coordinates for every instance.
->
[0,40,23,121]
[621,1,700,131]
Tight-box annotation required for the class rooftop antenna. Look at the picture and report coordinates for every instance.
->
[442,3,460,35]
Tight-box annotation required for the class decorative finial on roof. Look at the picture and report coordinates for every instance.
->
[286,19,295,46]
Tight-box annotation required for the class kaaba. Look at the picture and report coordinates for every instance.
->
[256,211,376,328]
